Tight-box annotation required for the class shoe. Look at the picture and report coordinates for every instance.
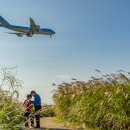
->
[34,126,40,128]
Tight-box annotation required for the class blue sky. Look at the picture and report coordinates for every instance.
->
[0,0,130,103]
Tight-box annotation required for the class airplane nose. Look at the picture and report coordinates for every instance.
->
[52,30,55,34]
[53,31,55,34]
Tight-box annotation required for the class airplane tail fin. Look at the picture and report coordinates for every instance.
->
[0,16,10,27]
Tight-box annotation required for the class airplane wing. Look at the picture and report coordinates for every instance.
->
[30,17,40,32]
[6,32,25,37]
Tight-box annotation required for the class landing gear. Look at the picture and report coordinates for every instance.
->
[50,35,52,38]
[26,32,33,37]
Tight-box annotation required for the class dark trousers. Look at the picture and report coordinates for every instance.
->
[35,105,41,128]
[24,112,34,127]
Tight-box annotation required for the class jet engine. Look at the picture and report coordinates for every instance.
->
[17,33,23,37]
[26,32,33,37]
[35,25,40,31]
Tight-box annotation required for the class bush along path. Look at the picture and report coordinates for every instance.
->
[0,68,24,130]
[53,71,130,130]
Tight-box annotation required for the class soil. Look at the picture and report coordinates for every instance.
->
[27,117,75,130]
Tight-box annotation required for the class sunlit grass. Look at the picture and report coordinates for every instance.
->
[0,68,24,130]
[53,71,130,130]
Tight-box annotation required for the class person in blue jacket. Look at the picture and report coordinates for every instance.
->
[31,90,41,128]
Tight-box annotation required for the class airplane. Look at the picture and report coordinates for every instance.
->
[0,16,55,37]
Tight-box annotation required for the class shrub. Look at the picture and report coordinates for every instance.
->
[53,72,130,130]
[0,68,24,130]
[41,105,55,117]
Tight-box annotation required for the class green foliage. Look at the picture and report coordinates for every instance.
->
[41,105,55,117]
[0,68,24,130]
[0,100,24,130]
[53,72,130,130]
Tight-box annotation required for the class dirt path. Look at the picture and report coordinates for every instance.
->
[28,117,74,130]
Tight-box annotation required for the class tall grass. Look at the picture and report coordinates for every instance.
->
[41,105,55,117]
[53,71,130,130]
[0,68,24,130]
